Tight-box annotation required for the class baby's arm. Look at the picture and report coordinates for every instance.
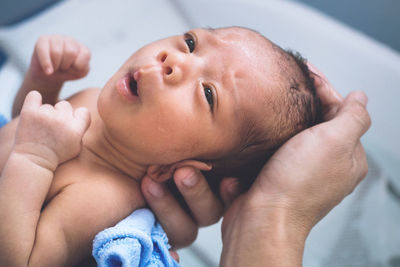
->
[0,91,90,266]
[12,36,91,118]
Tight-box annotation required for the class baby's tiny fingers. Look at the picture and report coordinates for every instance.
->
[21,91,42,112]
[74,107,91,133]
[60,38,79,71]
[54,100,73,114]
[35,36,53,75]
[72,45,91,73]
[49,36,64,73]
[39,103,56,114]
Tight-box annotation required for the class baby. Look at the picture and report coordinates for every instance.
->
[0,26,320,266]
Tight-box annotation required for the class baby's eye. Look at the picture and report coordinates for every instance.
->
[204,86,214,110]
[184,33,195,53]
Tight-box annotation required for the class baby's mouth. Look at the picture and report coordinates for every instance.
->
[129,73,138,97]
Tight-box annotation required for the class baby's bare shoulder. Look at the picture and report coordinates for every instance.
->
[50,158,145,212]
[38,161,146,264]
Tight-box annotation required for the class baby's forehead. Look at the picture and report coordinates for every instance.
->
[212,27,277,68]
[213,26,271,46]
[213,26,255,37]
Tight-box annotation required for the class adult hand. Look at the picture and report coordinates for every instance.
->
[219,71,371,266]
[141,167,241,248]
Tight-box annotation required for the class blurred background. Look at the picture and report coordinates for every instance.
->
[293,0,400,53]
[0,0,399,266]
[1,0,400,52]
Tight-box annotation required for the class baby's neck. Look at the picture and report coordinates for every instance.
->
[82,113,147,181]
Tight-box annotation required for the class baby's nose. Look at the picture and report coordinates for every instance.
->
[158,51,184,84]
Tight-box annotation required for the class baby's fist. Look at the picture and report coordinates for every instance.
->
[15,91,91,170]
[30,35,91,82]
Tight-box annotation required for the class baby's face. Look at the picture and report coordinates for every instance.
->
[98,27,282,165]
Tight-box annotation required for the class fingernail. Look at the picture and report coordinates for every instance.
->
[353,91,368,106]
[181,170,199,187]
[148,180,165,198]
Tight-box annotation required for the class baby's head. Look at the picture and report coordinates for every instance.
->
[199,27,322,190]
[98,26,321,186]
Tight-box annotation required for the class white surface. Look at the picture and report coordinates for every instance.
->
[1,0,399,266]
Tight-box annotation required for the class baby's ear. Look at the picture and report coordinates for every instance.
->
[147,160,212,182]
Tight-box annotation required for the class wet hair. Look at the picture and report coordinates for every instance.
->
[203,35,323,194]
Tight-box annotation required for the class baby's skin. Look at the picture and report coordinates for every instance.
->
[0,90,91,265]
[0,27,282,266]
[0,36,146,266]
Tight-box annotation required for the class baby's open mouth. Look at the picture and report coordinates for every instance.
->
[129,74,138,96]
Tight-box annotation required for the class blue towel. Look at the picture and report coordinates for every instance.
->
[93,208,180,267]
[0,114,7,128]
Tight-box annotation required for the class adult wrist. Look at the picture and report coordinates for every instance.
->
[221,195,310,267]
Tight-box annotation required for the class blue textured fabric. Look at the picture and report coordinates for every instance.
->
[93,209,180,267]
[0,114,8,128]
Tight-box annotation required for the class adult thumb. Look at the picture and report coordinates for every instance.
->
[329,91,371,142]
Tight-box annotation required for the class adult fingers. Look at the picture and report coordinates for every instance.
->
[141,176,198,248]
[327,91,371,143]
[174,167,223,226]
[307,62,343,120]
[307,62,342,101]
[169,250,180,263]
[219,177,241,210]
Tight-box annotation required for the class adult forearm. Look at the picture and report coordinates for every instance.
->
[12,71,63,117]
[0,151,54,266]
[220,205,308,267]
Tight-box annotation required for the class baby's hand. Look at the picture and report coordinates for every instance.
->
[14,91,91,171]
[29,35,91,83]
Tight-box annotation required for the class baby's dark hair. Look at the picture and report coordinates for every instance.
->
[204,44,322,195]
